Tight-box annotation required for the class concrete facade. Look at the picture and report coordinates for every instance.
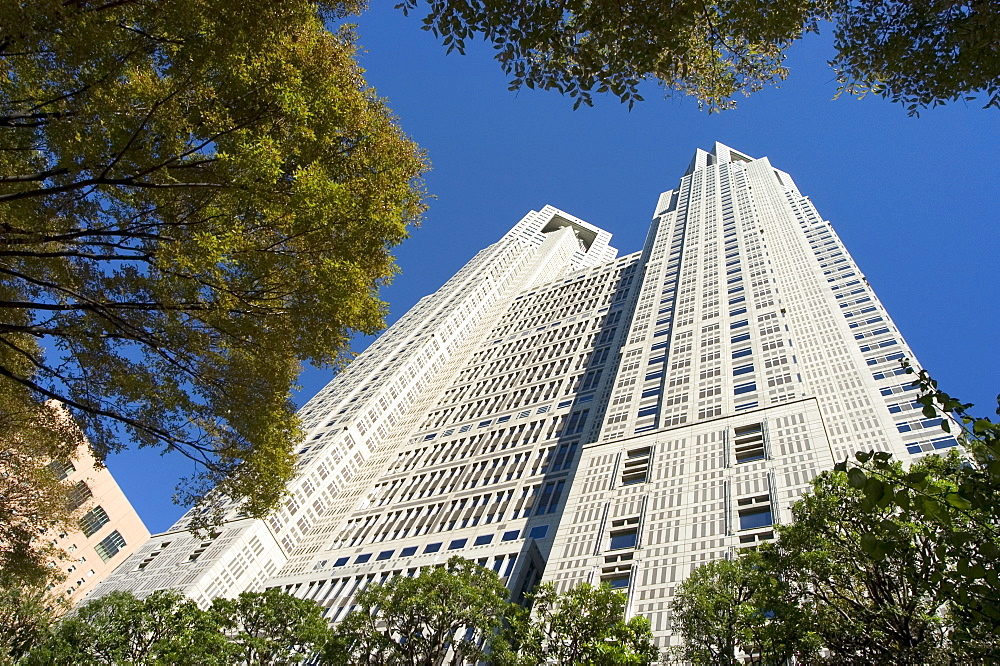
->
[92,144,944,650]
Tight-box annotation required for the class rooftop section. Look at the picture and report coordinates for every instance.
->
[541,214,599,251]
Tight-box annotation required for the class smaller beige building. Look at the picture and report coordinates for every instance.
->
[47,444,149,607]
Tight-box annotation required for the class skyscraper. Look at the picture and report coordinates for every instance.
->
[93,143,948,649]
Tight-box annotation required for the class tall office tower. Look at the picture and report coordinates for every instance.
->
[94,143,947,649]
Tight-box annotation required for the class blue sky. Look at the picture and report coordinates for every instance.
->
[108,6,1000,533]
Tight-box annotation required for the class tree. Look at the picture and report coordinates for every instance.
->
[838,363,1000,643]
[775,469,954,663]
[325,556,513,665]
[831,0,1000,113]
[211,588,333,665]
[25,590,232,665]
[497,583,660,666]
[24,588,333,664]
[0,0,427,520]
[773,463,999,664]
[0,411,80,588]
[670,449,1000,664]
[0,575,66,665]
[669,552,819,665]
[399,0,999,112]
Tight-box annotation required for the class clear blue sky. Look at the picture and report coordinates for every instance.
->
[108,6,1000,534]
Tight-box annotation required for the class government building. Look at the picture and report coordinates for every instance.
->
[91,143,947,650]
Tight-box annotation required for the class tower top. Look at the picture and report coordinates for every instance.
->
[685,142,757,175]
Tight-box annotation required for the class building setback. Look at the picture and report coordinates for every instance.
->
[92,143,950,649]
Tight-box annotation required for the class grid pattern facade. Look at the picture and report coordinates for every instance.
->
[93,144,939,649]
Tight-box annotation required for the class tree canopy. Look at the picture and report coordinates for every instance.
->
[671,438,1000,664]
[23,590,231,665]
[838,363,1000,641]
[0,0,427,519]
[498,582,660,666]
[669,551,819,665]
[326,556,660,666]
[21,588,332,665]
[326,556,514,665]
[211,588,333,665]
[13,559,660,664]
[399,0,1000,112]
[0,402,83,587]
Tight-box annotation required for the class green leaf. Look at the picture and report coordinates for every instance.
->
[863,478,886,504]
[860,532,879,556]
[944,492,972,510]
[847,467,867,489]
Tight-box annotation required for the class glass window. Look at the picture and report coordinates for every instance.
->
[604,574,630,590]
[399,547,417,557]
[474,535,493,546]
[527,525,549,539]
[609,529,638,550]
[355,553,371,563]
[424,542,442,553]
[94,531,126,562]
[376,550,394,560]
[46,460,75,481]
[734,423,766,463]
[79,506,110,538]
[333,557,349,566]
[739,506,773,530]
[66,481,92,511]
[501,530,519,541]
[448,538,468,550]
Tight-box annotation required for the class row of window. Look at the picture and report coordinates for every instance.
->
[318,525,550,570]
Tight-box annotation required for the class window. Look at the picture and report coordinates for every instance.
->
[603,573,631,590]
[377,550,394,560]
[502,530,519,541]
[734,423,766,463]
[399,547,417,557]
[609,517,639,550]
[65,481,92,511]
[474,535,493,546]
[738,495,773,530]
[449,538,467,550]
[94,531,126,562]
[79,506,110,538]
[564,410,589,436]
[734,381,757,395]
[355,553,371,563]
[622,447,652,485]
[333,557,349,567]
[47,460,75,481]
[527,525,549,539]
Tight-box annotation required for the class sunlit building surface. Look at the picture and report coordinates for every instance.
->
[52,443,149,607]
[93,144,941,649]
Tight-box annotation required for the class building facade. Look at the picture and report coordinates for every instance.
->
[51,442,149,607]
[93,143,949,648]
